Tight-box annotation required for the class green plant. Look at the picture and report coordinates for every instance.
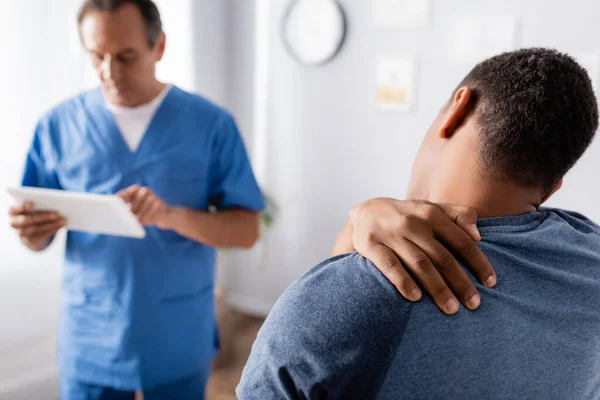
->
[218,192,279,271]
[260,193,279,232]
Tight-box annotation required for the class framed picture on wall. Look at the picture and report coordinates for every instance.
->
[375,55,416,111]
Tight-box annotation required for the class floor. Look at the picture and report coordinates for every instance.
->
[205,288,265,399]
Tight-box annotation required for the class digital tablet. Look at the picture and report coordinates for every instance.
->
[6,186,146,239]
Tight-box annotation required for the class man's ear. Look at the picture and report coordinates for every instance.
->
[155,32,166,61]
[541,179,563,204]
[440,87,472,138]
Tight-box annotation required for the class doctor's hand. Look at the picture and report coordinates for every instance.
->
[117,185,173,229]
[333,198,496,315]
[9,201,66,251]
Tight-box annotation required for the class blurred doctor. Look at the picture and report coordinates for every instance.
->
[8,0,263,398]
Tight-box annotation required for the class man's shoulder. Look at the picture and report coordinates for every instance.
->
[170,86,232,122]
[283,252,406,312]
[32,90,95,141]
[237,253,414,398]
[40,89,93,124]
[544,208,600,235]
[268,251,414,358]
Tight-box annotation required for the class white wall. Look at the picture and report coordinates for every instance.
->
[189,0,230,106]
[0,0,83,354]
[221,0,600,313]
[0,1,83,396]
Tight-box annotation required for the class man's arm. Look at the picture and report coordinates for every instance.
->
[237,253,412,399]
[117,185,260,248]
[165,207,259,248]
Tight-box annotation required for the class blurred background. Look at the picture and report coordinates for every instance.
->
[1,0,600,398]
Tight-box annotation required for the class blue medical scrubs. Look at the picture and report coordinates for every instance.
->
[21,86,264,390]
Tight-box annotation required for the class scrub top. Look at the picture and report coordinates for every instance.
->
[21,86,265,390]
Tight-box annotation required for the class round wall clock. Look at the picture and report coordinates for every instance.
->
[282,0,347,66]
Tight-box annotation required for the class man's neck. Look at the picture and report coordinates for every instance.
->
[137,80,166,106]
[409,175,541,219]
[107,80,166,108]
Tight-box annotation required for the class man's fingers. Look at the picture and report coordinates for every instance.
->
[436,204,481,241]
[127,189,147,215]
[435,219,496,288]
[19,218,66,239]
[23,225,63,247]
[408,235,481,310]
[9,202,34,217]
[134,192,155,219]
[396,239,460,315]
[361,243,421,302]
[117,185,140,202]
[11,211,61,229]
[9,206,23,217]
[130,188,159,217]
[9,204,24,217]
[138,199,160,225]
[30,221,65,239]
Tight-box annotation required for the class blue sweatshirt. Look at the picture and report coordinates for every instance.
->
[238,209,600,399]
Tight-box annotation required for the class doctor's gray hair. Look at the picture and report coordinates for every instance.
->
[77,0,163,47]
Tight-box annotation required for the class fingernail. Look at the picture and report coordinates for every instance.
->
[410,288,422,301]
[467,293,480,309]
[485,275,496,287]
[446,298,459,314]
[471,224,481,241]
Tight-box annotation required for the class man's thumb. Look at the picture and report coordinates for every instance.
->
[439,204,481,241]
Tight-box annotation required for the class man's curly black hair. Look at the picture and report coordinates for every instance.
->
[456,48,598,195]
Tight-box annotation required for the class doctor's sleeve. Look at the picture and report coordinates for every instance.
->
[21,119,61,190]
[207,113,265,211]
